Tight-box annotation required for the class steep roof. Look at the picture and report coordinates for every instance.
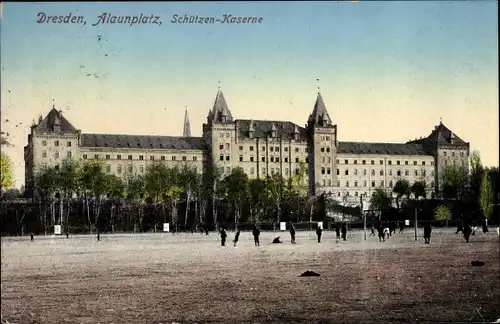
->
[338,142,430,156]
[308,92,333,126]
[423,122,468,146]
[34,108,79,134]
[80,134,205,150]
[183,109,192,137]
[236,119,308,140]
[211,90,233,123]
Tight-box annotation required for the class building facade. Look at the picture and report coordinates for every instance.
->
[24,90,470,204]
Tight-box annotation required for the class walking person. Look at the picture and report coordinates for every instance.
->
[316,225,323,243]
[463,222,472,243]
[65,231,69,239]
[335,224,341,239]
[399,221,405,234]
[220,228,227,246]
[341,223,347,241]
[423,220,432,244]
[289,223,296,244]
[97,232,100,241]
[30,232,34,242]
[252,225,260,247]
[370,224,375,236]
[378,223,385,242]
[233,230,240,247]
[456,219,463,234]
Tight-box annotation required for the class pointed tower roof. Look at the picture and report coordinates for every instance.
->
[308,92,332,127]
[425,121,467,146]
[211,90,233,123]
[183,108,192,137]
[34,106,78,134]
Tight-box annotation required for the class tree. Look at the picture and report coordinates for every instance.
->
[441,165,469,200]
[370,188,392,214]
[224,167,249,230]
[393,179,410,208]
[179,164,200,230]
[248,178,267,224]
[479,168,494,222]
[126,174,147,232]
[34,166,60,234]
[106,174,126,232]
[434,205,451,226]
[80,160,109,233]
[411,181,427,200]
[201,164,222,230]
[266,172,284,228]
[0,153,14,194]
[59,159,81,233]
[466,150,484,203]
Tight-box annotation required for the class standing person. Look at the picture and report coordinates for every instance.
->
[233,230,240,246]
[423,220,432,244]
[463,222,472,243]
[252,225,260,247]
[65,231,69,239]
[316,225,323,243]
[30,232,34,242]
[205,227,209,236]
[335,224,341,239]
[289,223,296,244]
[378,223,385,242]
[399,221,405,234]
[482,219,489,233]
[456,219,463,234]
[370,224,375,236]
[97,232,100,241]
[220,228,227,246]
[341,223,347,241]
[472,223,477,236]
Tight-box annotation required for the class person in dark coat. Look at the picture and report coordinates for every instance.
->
[378,223,385,242]
[205,228,209,235]
[370,224,375,236]
[335,224,341,239]
[399,221,405,233]
[423,220,432,244]
[456,219,463,234]
[463,223,472,243]
[341,223,347,241]
[482,219,489,233]
[30,232,34,242]
[97,232,100,241]
[272,237,282,244]
[65,231,69,239]
[252,225,260,246]
[316,226,323,243]
[220,228,227,246]
[289,223,296,244]
[233,230,240,246]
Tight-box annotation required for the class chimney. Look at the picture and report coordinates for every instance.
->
[38,115,43,124]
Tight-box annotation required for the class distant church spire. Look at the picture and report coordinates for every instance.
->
[183,107,191,137]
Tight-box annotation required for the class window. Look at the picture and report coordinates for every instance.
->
[172,156,177,161]
[431,171,435,176]
[42,151,47,158]
[414,161,417,166]
[405,161,408,165]
[149,156,154,161]
[362,160,366,165]
[431,161,434,166]
[42,140,47,146]
[336,159,339,164]
[128,165,133,173]
[354,160,358,165]
[460,152,464,157]
[284,157,288,163]
[397,170,401,176]
[380,170,384,176]
[388,161,392,165]
[379,160,383,165]
[326,147,330,153]
[328,179,331,186]
[371,181,375,187]
[117,165,122,173]
[397,161,400,165]
[443,151,447,156]
[106,165,111,172]
[337,169,340,175]
[322,179,326,186]
[270,157,274,162]
[128,155,133,160]
[371,169,375,176]
[405,170,409,176]
[380,181,384,187]
[363,180,367,187]
[139,155,144,160]
[422,161,425,166]
[55,140,59,146]
[328,157,331,163]
[161,156,165,161]
[354,169,358,175]
[262,146,266,151]
[284,147,288,152]
[275,147,279,152]
[305,158,309,163]
[67,141,72,147]
[219,144,224,150]
[106,154,111,160]
[270,147,274,152]
[344,159,348,164]
[193,157,197,161]
[321,147,325,153]
[239,146,243,151]
[346,181,350,187]
[220,155,224,161]
[250,156,255,162]
[389,170,392,176]
[363,169,367,176]
[345,169,349,176]
[355,192,359,197]
[251,167,255,175]
[276,157,280,163]
[261,157,265,162]
[337,181,340,187]
[67,151,72,159]
[322,167,325,174]
[250,146,254,151]
[295,157,299,163]
[82,154,87,159]
[423,170,426,176]
[239,156,243,162]
[327,168,331,175]
[94,154,99,159]
[354,181,358,187]
[326,136,330,141]
[285,168,289,175]
[117,155,122,160]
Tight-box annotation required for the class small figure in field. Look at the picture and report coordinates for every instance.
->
[97,232,100,241]
[191,228,194,234]
[482,219,489,233]
[370,224,375,236]
[65,231,69,239]
[316,226,323,243]
[252,225,260,247]
[233,230,240,246]
[389,223,395,236]
[272,237,283,244]
[220,228,227,246]
[335,224,341,239]
[463,223,472,243]
[378,223,385,242]
[423,220,432,244]
[205,228,209,235]
[472,223,477,236]
[383,226,390,239]
[399,221,405,234]
[30,232,34,242]
[289,223,296,244]
[341,223,347,241]
[456,219,463,234]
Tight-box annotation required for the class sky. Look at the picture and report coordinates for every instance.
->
[1,1,498,188]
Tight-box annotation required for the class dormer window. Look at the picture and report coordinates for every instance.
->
[221,116,227,123]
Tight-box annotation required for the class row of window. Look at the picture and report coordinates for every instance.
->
[42,151,72,159]
[318,179,435,188]
[42,140,72,147]
[338,159,434,166]
[221,143,308,153]
[80,154,199,162]
[220,155,306,163]
[219,166,305,176]
[443,151,465,157]
[334,168,434,177]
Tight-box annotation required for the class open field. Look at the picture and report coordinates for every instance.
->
[2,229,500,324]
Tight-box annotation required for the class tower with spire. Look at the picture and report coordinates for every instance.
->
[183,108,191,137]
[306,91,338,195]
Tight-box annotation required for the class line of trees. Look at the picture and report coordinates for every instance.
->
[369,151,498,225]
[1,158,323,235]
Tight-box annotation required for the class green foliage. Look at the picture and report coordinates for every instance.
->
[411,181,427,199]
[80,160,109,200]
[370,188,392,212]
[479,168,494,220]
[393,179,410,198]
[224,167,249,206]
[441,165,469,199]
[434,205,451,221]
[0,153,14,191]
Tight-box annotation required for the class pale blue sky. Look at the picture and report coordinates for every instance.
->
[1,1,498,188]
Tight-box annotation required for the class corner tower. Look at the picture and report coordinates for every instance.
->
[306,92,338,195]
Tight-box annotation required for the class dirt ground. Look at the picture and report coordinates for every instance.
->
[1,228,499,324]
